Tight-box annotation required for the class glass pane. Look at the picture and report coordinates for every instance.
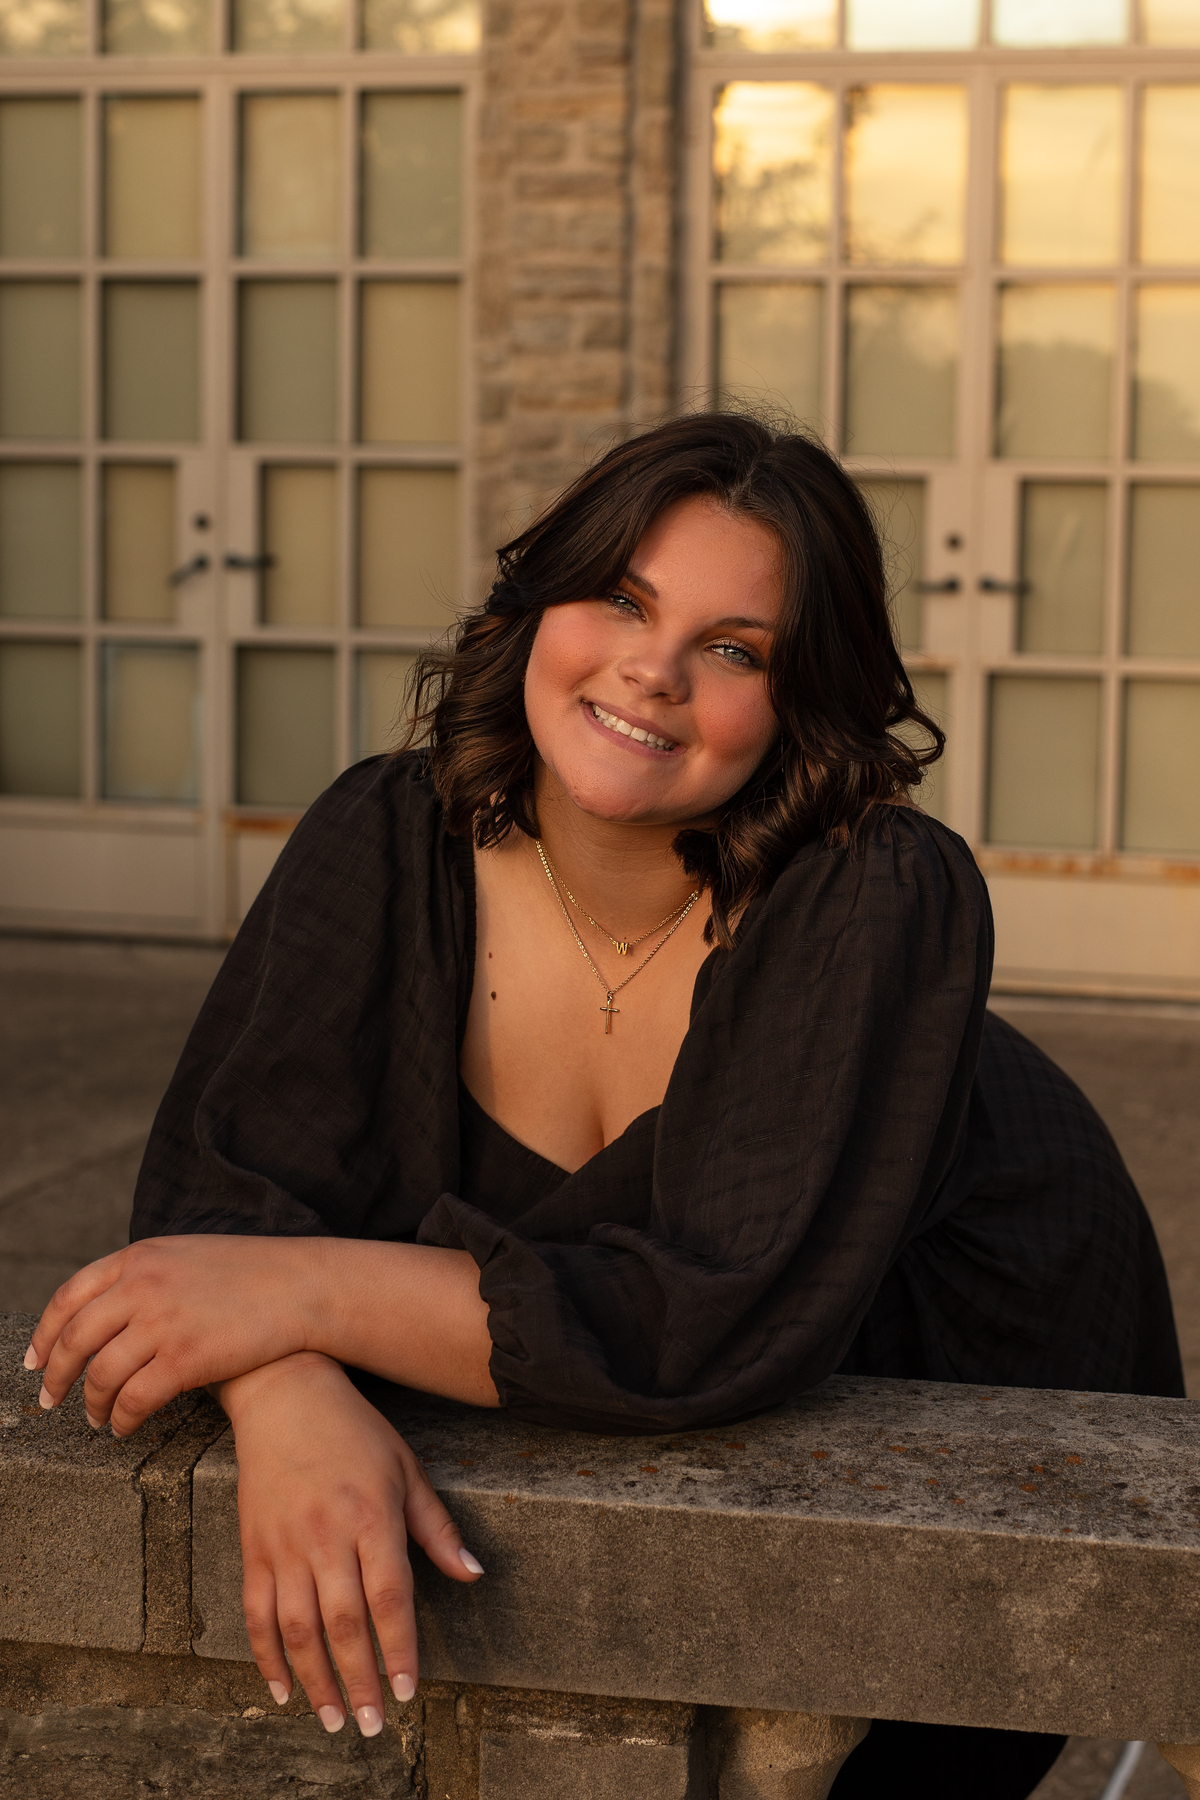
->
[262,465,337,627]
[358,467,458,628]
[844,286,957,458]
[704,0,834,47]
[241,95,339,262]
[1018,483,1106,655]
[715,283,823,427]
[987,676,1101,848]
[847,0,979,48]
[1000,86,1123,267]
[361,92,462,260]
[104,0,210,53]
[233,0,343,51]
[0,0,85,54]
[1133,287,1200,462]
[713,83,833,267]
[0,640,79,796]
[239,282,336,444]
[908,667,948,821]
[102,644,199,804]
[995,285,1114,460]
[0,463,80,619]
[1123,682,1200,852]
[844,86,966,267]
[1140,88,1200,264]
[0,100,80,258]
[103,464,175,623]
[1142,0,1200,41]
[859,478,925,652]
[356,650,415,759]
[360,282,459,445]
[1127,485,1200,658]
[362,0,480,50]
[105,98,201,262]
[237,646,334,807]
[104,284,199,443]
[0,283,80,439]
[993,0,1128,43]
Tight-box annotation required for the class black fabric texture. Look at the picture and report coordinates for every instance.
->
[131,751,1184,1430]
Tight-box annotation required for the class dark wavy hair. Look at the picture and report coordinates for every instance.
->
[402,412,943,949]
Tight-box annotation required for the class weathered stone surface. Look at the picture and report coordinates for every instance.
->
[712,1709,869,1800]
[478,1689,701,1800]
[192,1373,1200,1742]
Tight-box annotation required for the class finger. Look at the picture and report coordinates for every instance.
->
[313,1562,388,1736]
[274,1566,350,1734]
[33,1282,135,1408]
[86,1342,187,1438]
[399,1449,486,1584]
[359,1530,419,1705]
[25,1251,130,1374]
[241,1565,294,1709]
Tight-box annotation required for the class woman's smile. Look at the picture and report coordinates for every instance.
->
[581,698,682,756]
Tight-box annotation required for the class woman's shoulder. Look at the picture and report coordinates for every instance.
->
[775,801,987,914]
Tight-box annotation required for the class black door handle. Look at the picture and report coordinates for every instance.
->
[979,575,1030,594]
[167,553,210,586]
[913,577,961,594]
[223,552,276,571]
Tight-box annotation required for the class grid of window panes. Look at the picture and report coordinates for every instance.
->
[0,0,474,819]
[697,0,1200,859]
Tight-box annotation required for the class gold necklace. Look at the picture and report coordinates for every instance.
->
[534,839,701,1034]
[551,858,699,956]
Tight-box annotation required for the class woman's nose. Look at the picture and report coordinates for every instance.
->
[617,638,689,701]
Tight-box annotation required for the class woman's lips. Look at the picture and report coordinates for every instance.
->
[581,699,681,756]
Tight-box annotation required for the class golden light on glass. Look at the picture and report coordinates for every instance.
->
[992,0,1127,44]
[362,0,480,51]
[715,283,824,429]
[1142,0,1200,41]
[846,0,979,49]
[1127,485,1200,659]
[844,85,967,267]
[1140,88,1200,266]
[844,285,958,458]
[0,0,85,55]
[359,282,460,445]
[1018,482,1106,655]
[104,0,210,54]
[1000,85,1123,267]
[1133,286,1200,462]
[703,0,835,50]
[241,95,340,261]
[233,0,343,52]
[0,99,80,258]
[995,285,1114,460]
[105,98,201,262]
[357,467,459,629]
[713,83,833,267]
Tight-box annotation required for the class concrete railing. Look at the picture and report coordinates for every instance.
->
[3,1307,1200,1798]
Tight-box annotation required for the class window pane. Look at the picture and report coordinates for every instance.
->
[104,284,199,443]
[1127,485,1200,658]
[360,282,459,445]
[715,283,823,427]
[239,282,336,444]
[993,0,1128,43]
[262,465,337,626]
[104,0,209,52]
[356,650,415,759]
[0,463,80,619]
[995,285,1114,460]
[1018,483,1106,655]
[859,478,925,652]
[233,0,343,51]
[102,644,199,804]
[0,99,80,258]
[103,464,175,623]
[1142,0,1200,41]
[705,0,834,48]
[237,646,334,807]
[847,0,979,48]
[362,0,480,50]
[713,83,833,267]
[1000,86,1123,267]
[0,640,79,797]
[357,467,457,628]
[105,98,201,262]
[1123,682,1200,852]
[241,95,339,262]
[987,676,1101,848]
[907,667,948,821]
[844,286,957,457]
[362,92,462,260]
[0,283,80,439]
[1140,88,1200,265]
[0,0,85,54]
[1133,287,1200,462]
[844,86,966,267]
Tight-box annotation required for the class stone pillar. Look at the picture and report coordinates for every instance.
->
[1158,1742,1200,1797]
[714,1708,870,1800]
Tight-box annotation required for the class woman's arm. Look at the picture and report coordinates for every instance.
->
[26,1234,498,1437]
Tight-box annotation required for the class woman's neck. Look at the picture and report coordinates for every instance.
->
[530,773,701,937]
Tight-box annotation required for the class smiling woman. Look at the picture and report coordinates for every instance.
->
[26,413,1182,1800]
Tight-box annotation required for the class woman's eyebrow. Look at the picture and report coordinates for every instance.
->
[621,568,657,597]
[714,614,774,632]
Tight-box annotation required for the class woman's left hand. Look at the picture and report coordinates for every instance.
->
[25,1235,325,1435]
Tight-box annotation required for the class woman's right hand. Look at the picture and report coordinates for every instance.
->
[215,1350,485,1735]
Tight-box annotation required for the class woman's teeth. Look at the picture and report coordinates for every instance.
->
[590,703,675,751]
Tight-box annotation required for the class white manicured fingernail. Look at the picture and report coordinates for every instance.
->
[391,1674,416,1702]
[23,1345,39,1371]
[356,1705,383,1737]
[86,1412,102,1430]
[268,1681,289,1706]
[318,1705,345,1733]
[38,1384,54,1411]
[458,1548,484,1576]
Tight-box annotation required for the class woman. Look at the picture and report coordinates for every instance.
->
[25,415,1181,1797]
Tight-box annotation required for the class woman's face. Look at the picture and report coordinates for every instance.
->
[524,495,783,828]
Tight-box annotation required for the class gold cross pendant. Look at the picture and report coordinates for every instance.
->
[601,995,620,1033]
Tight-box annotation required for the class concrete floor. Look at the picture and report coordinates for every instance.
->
[1,935,1197,1799]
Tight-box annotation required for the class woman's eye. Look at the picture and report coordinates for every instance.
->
[710,639,759,668]
[607,592,642,617]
